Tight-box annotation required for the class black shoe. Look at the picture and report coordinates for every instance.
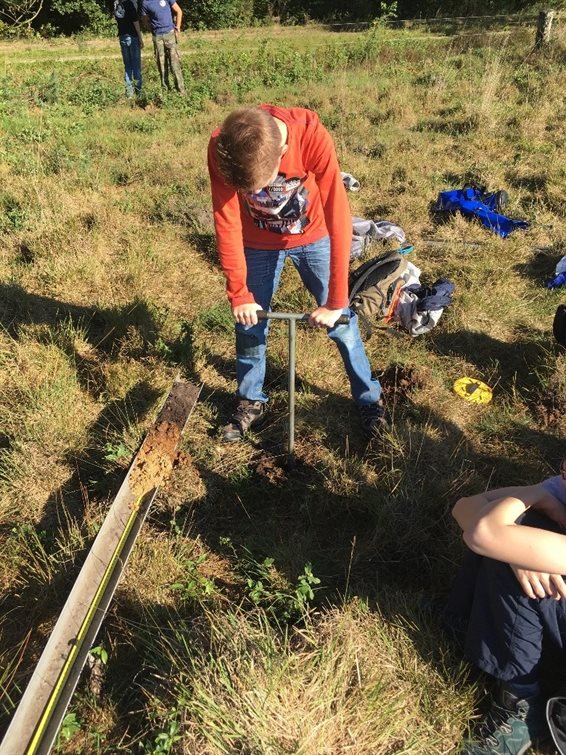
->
[223,400,266,442]
[460,685,547,754]
[359,401,388,438]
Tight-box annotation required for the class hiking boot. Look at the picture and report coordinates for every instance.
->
[359,401,388,438]
[222,399,266,442]
[460,686,547,755]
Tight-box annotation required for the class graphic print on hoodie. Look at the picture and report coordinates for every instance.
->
[244,174,310,235]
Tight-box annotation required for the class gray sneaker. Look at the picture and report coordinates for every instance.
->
[461,686,547,755]
[223,399,266,442]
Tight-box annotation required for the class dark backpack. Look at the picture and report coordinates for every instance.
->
[553,304,566,348]
[348,250,408,336]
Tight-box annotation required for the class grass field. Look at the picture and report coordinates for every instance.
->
[0,17,565,754]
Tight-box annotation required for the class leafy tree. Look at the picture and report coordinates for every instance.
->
[37,0,112,35]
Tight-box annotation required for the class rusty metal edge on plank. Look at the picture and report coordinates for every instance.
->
[0,380,201,755]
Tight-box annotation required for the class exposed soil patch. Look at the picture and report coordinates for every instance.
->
[255,450,288,483]
[533,392,566,433]
[378,364,429,404]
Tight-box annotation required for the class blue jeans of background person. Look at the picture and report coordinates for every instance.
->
[235,237,381,405]
[119,34,142,96]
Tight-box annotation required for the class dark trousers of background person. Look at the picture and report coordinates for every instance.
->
[152,31,185,94]
[119,34,142,96]
[445,511,566,698]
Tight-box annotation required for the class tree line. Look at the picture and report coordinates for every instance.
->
[0,0,544,37]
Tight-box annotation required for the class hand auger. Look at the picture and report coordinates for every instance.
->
[257,310,350,463]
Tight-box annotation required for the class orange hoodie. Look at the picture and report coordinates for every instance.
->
[208,105,352,310]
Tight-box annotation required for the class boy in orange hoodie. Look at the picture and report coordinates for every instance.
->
[208,105,385,441]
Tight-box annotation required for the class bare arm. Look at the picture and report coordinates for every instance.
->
[171,2,182,32]
[133,19,144,46]
[453,484,544,531]
[452,484,566,573]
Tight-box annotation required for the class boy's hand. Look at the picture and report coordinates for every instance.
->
[308,306,343,329]
[511,565,566,600]
[232,302,262,326]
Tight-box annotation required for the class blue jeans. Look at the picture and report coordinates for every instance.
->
[119,34,142,96]
[235,237,381,405]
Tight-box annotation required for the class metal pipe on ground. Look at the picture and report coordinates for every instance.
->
[0,380,201,755]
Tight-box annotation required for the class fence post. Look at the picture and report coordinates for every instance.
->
[535,9,555,48]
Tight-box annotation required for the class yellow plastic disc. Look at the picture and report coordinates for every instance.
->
[453,377,493,404]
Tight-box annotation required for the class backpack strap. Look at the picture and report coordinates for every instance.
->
[348,250,403,306]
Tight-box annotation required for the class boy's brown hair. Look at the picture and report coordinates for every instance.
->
[216,108,282,193]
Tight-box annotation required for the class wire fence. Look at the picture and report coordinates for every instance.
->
[325,11,563,32]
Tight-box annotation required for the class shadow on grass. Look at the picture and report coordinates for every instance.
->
[513,248,563,286]
[185,230,218,265]
[0,282,160,361]
[427,325,555,389]
[1,357,563,743]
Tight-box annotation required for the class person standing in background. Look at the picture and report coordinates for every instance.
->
[141,0,186,95]
[112,0,144,97]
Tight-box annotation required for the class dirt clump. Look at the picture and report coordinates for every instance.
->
[533,392,566,433]
[128,421,181,499]
[378,364,429,404]
[255,451,288,483]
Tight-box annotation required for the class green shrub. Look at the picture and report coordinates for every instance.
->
[50,0,113,35]
[184,0,255,30]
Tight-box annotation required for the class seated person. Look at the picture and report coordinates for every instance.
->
[447,456,566,754]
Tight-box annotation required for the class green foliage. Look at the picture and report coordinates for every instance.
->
[0,194,29,233]
[379,0,398,22]
[50,0,113,35]
[171,555,217,602]
[396,0,543,16]
[57,712,81,744]
[66,70,121,112]
[184,0,255,30]
[103,441,130,463]
[245,559,321,621]
[89,644,109,664]
[141,712,182,754]
[3,0,560,34]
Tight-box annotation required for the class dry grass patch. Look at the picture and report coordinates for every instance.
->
[146,601,473,755]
